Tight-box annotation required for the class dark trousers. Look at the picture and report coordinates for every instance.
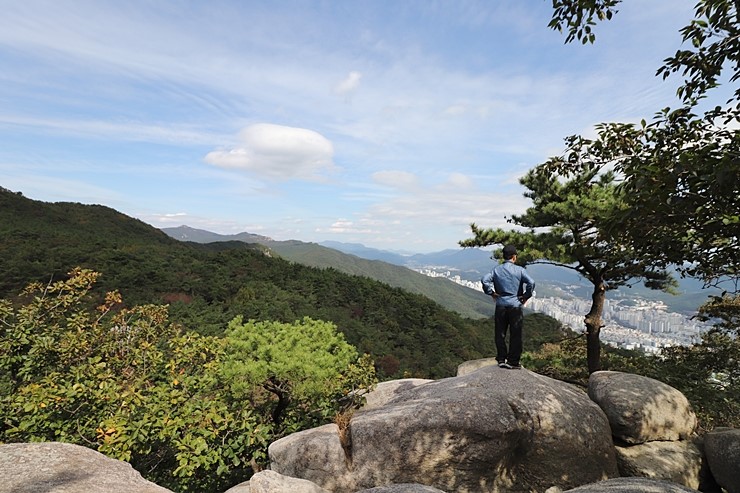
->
[494,305,523,365]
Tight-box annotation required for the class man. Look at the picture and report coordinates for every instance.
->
[481,245,535,369]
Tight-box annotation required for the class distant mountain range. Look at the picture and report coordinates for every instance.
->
[320,240,722,313]
[161,226,495,319]
[163,225,273,244]
[320,240,494,275]
[162,227,495,279]
[162,226,721,314]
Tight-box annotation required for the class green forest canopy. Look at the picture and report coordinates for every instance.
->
[0,188,565,380]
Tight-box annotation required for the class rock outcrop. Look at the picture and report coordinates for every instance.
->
[587,371,703,489]
[0,442,173,493]
[612,440,702,488]
[230,472,449,493]
[456,357,498,376]
[270,365,618,492]
[703,427,740,493]
[588,371,697,443]
[559,477,701,492]
[225,469,331,493]
[362,378,433,410]
[355,485,449,493]
[4,367,733,493]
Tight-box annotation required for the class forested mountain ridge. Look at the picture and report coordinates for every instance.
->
[162,225,495,319]
[164,226,718,315]
[0,188,565,378]
[0,188,176,297]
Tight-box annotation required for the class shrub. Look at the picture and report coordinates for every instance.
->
[0,269,375,492]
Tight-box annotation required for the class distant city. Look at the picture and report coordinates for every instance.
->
[413,267,712,354]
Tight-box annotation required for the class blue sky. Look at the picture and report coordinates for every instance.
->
[1,0,698,252]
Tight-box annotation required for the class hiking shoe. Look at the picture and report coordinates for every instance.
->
[508,364,522,370]
[498,362,512,369]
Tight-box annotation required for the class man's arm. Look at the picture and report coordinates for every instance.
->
[481,271,498,300]
[518,270,535,304]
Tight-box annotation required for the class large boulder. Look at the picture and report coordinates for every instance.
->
[560,477,700,492]
[270,366,618,492]
[363,379,433,410]
[0,442,173,493]
[224,470,331,493]
[704,427,740,493]
[588,371,697,444]
[614,440,702,489]
[456,357,498,376]
[356,485,448,493]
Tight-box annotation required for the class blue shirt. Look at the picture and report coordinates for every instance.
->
[481,260,535,307]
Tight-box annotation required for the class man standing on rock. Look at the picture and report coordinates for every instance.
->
[481,245,535,369]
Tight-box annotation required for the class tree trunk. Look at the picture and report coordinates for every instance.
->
[265,377,290,426]
[584,280,607,374]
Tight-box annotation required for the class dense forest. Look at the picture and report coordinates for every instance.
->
[161,226,497,320]
[0,188,565,379]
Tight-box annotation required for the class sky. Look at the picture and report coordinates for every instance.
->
[0,0,701,252]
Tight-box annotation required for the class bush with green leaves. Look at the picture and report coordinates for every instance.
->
[0,269,375,492]
[223,317,376,435]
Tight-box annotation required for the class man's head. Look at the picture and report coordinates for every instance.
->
[502,244,517,260]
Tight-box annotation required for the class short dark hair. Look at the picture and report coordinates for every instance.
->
[502,245,517,259]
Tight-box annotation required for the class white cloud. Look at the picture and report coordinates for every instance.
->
[332,219,354,228]
[319,218,377,234]
[364,172,527,231]
[372,170,419,189]
[204,123,336,181]
[316,171,531,250]
[442,103,468,117]
[335,71,362,97]
[445,172,474,189]
[155,212,188,223]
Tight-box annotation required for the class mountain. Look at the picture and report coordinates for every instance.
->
[0,189,176,297]
[162,225,272,244]
[264,241,495,319]
[1,188,571,379]
[321,241,494,276]
[319,240,410,264]
[163,226,495,319]
[318,241,723,314]
[164,227,720,315]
